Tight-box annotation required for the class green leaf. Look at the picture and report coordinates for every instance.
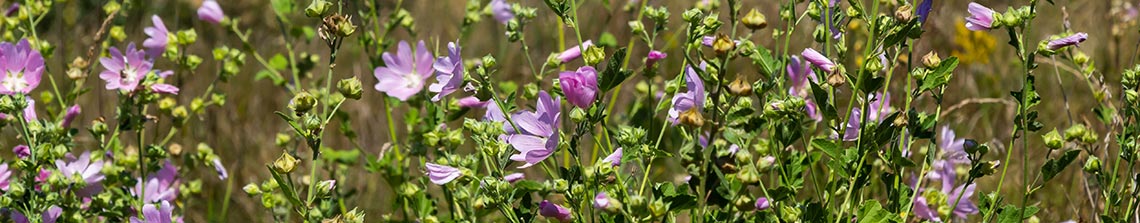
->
[856,200,901,223]
[598,47,632,92]
[255,70,286,86]
[1041,149,1081,182]
[320,147,361,165]
[267,166,305,212]
[811,139,844,162]
[269,54,289,71]
[749,45,780,77]
[270,0,294,15]
[514,180,544,193]
[997,205,1039,223]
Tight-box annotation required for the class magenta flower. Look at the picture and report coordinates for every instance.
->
[4,3,16,17]
[130,201,175,223]
[11,205,62,223]
[755,197,771,211]
[964,2,996,31]
[507,91,562,169]
[646,50,667,67]
[458,96,490,108]
[491,0,515,24]
[212,158,228,180]
[559,66,599,108]
[197,0,224,24]
[911,160,979,222]
[150,84,180,95]
[805,99,822,122]
[593,192,611,209]
[374,40,434,101]
[602,147,622,166]
[143,15,169,57]
[100,43,153,91]
[0,163,10,191]
[425,162,462,185]
[430,42,464,102]
[0,39,44,95]
[62,105,80,128]
[12,144,29,159]
[1047,32,1088,50]
[539,200,573,222]
[504,172,525,183]
[55,151,105,197]
[557,40,593,63]
[667,63,707,125]
[801,48,835,73]
[133,160,180,203]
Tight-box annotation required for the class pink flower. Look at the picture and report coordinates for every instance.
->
[667,63,707,125]
[430,42,464,102]
[374,41,434,101]
[800,48,835,73]
[507,91,562,168]
[132,160,180,203]
[539,200,572,222]
[558,66,599,108]
[12,144,29,159]
[646,50,667,68]
[601,147,622,166]
[964,2,996,31]
[0,39,44,95]
[197,0,224,24]
[491,0,515,24]
[425,162,462,185]
[55,151,105,197]
[0,163,10,191]
[458,96,490,108]
[130,201,175,223]
[1047,32,1088,50]
[755,197,771,210]
[557,40,593,63]
[62,105,80,128]
[150,84,180,95]
[504,172,525,183]
[143,15,169,57]
[100,43,153,91]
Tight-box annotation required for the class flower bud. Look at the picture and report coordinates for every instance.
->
[1084,156,1101,173]
[243,183,262,195]
[682,8,703,22]
[733,195,755,211]
[728,76,752,96]
[290,92,317,114]
[712,34,735,56]
[1064,124,1088,142]
[336,16,357,37]
[755,197,771,211]
[679,109,704,127]
[305,0,333,18]
[628,21,645,35]
[922,51,941,68]
[172,106,189,125]
[1043,129,1063,149]
[316,180,336,196]
[273,151,300,174]
[742,9,768,30]
[894,5,913,22]
[1073,51,1089,65]
[338,77,363,100]
[583,46,605,66]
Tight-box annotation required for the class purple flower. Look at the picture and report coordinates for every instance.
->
[197,0,224,24]
[539,200,573,222]
[4,3,17,17]
[507,91,562,169]
[12,145,29,159]
[557,40,593,63]
[602,147,622,166]
[143,15,169,57]
[755,197,771,211]
[133,160,180,203]
[593,192,611,209]
[374,41,434,101]
[504,172,525,183]
[430,42,464,102]
[458,96,490,108]
[130,201,175,223]
[61,105,80,128]
[917,0,933,24]
[0,163,10,191]
[866,92,892,122]
[787,55,818,97]
[805,99,822,122]
[55,151,105,197]
[21,97,35,121]
[150,84,180,95]
[100,43,153,91]
[484,99,506,121]
[667,63,707,125]
[491,0,515,24]
[212,158,228,180]
[0,39,44,95]
[700,36,741,47]
[964,2,996,31]
[839,108,862,141]
[939,126,970,164]
[425,162,462,185]
[1047,32,1088,50]
[912,160,979,222]
[646,50,667,67]
[11,205,62,223]
[559,66,599,108]
[801,48,835,73]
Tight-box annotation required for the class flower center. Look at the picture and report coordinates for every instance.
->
[403,72,422,89]
[2,71,27,92]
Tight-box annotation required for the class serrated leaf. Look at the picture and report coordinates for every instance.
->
[856,200,901,223]
[599,48,631,92]
[1041,149,1081,182]
[811,139,844,162]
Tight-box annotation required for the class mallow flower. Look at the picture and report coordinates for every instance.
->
[55,151,105,197]
[1046,32,1088,50]
[130,201,175,223]
[939,126,969,164]
[786,55,818,97]
[593,192,612,209]
[917,0,933,24]
[507,91,562,169]
[539,200,573,222]
[911,159,979,222]
[646,50,667,68]
[668,63,707,125]
[133,160,180,203]
[62,105,80,128]
[559,66,599,108]
[425,162,462,185]
[504,172,525,183]
[197,0,224,24]
[12,145,29,159]
[100,43,153,91]
[964,2,996,31]
[601,147,622,166]
[212,158,229,180]
[0,39,44,95]
[556,40,593,63]
[143,15,169,58]
[491,0,515,24]
[430,42,464,102]
[0,163,10,191]
[10,205,62,223]
[801,48,836,73]
[755,197,771,211]
[458,96,490,108]
[374,40,434,101]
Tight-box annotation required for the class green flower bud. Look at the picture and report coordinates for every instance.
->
[273,151,300,174]
[305,0,333,18]
[682,8,703,22]
[338,77,363,100]
[1043,129,1063,149]
[243,183,262,195]
[1084,156,1101,173]
[628,21,645,35]
[649,199,667,217]
[172,106,189,125]
[742,9,768,30]
[584,46,605,66]
[316,180,336,196]
[290,92,317,114]
[1064,124,1088,142]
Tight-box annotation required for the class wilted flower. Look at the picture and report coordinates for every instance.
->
[425,162,462,185]
[602,147,622,166]
[557,40,593,63]
[491,0,515,24]
[100,43,153,91]
[964,2,996,31]
[801,48,836,73]
[504,172,525,183]
[755,197,771,211]
[539,200,573,222]
[55,151,105,197]
[12,144,29,159]
[61,105,80,128]
[130,201,175,223]
[374,40,434,101]
[668,63,707,125]
[133,160,180,203]
[143,15,169,57]
[197,0,224,24]
[0,163,10,191]
[0,39,44,95]
[3,3,16,17]
[458,96,490,108]
[507,91,562,168]
[559,66,599,108]
[212,158,229,180]
[1046,32,1088,50]
[430,42,464,102]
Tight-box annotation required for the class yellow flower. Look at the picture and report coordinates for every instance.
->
[951,20,996,65]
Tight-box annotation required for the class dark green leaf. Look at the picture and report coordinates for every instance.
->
[1041,149,1081,182]
[856,200,901,223]
[811,139,844,162]
[599,48,632,92]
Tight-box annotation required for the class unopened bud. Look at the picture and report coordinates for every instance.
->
[679,109,704,127]
[922,51,941,68]
[1084,156,1101,173]
[243,183,262,195]
[337,77,363,100]
[894,5,913,22]
[1043,129,1063,149]
[742,9,768,30]
[305,0,332,18]
[290,92,317,114]
[273,151,300,174]
[316,180,337,196]
[728,77,752,96]
[712,34,735,56]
